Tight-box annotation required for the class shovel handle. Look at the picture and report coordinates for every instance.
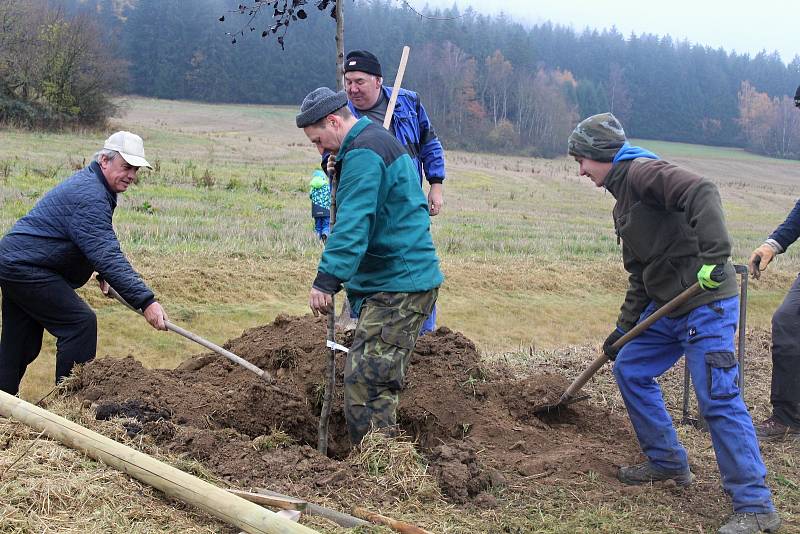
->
[102,281,273,382]
[561,282,704,400]
[383,46,410,130]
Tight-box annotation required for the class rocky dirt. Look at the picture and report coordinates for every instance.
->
[71,314,697,509]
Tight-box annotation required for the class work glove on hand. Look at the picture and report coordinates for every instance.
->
[602,327,627,360]
[697,264,726,290]
[748,243,777,280]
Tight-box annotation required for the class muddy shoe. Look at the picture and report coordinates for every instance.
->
[755,417,800,442]
[717,512,781,534]
[617,461,695,486]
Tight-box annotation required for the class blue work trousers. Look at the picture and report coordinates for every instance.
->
[314,216,330,240]
[613,296,774,513]
[419,303,437,335]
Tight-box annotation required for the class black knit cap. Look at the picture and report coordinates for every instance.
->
[344,50,382,77]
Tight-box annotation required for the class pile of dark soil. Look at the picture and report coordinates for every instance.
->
[73,314,640,504]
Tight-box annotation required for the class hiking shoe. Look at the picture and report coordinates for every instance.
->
[617,461,695,486]
[755,417,800,442]
[718,512,781,534]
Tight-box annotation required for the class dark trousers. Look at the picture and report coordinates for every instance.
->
[771,273,800,428]
[0,279,97,395]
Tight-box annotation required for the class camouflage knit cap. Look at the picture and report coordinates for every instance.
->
[568,112,627,162]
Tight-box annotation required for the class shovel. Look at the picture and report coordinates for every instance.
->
[534,282,704,414]
[100,279,274,382]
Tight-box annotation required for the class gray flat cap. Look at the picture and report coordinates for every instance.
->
[296,87,348,128]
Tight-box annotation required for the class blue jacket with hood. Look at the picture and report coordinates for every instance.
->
[347,86,445,185]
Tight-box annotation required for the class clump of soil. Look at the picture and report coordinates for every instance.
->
[72,314,639,504]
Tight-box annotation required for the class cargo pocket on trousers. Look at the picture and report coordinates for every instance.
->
[380,325,416,391]
[705,351,739,400]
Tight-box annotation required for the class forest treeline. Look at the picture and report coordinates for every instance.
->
[2,0,799,159]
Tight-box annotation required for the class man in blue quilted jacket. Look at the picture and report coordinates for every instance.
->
[0,131,168,395]
[746,85,800,442]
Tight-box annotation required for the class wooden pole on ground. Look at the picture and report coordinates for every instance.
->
[0,391,318,534]
[353,506,435,534]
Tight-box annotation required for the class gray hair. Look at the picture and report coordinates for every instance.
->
[93,149,119,164]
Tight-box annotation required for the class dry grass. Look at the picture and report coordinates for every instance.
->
[252,429,297,451]
[2,97,799,400]
[0,410,233,533]
[348,430,440,501]
[1,98,800,532]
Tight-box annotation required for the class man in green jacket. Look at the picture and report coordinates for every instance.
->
[296,87,444,446]
[568,113,779,534]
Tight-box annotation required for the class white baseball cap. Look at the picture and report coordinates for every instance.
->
[103,131,151,169]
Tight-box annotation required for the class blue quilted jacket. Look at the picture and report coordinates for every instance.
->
[347,86,445,185]
[769,198,800,252]
[0,161,155,310]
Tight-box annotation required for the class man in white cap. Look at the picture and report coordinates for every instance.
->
[0,131,168,395]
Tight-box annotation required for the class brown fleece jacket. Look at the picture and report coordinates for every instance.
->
[604,158,738,331]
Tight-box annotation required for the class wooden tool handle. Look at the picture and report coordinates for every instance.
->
[103,282,272,382]
[383,46,410,130]
[562,282,704,399]
[352,507,434,534]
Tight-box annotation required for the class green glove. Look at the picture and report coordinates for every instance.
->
[697,264,726,290]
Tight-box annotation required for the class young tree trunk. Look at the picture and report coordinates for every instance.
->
[335,0,344,91]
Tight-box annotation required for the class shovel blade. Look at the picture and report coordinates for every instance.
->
[533,393,591,415]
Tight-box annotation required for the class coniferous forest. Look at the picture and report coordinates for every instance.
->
[2,0,799,158]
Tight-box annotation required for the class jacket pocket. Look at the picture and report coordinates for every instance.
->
[359,252,389,274]
[618,203,688,262]
[642,255,689,304]
[705,351,739,400]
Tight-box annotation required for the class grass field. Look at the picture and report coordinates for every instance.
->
[1,97,800,533]
[1,97,799,400]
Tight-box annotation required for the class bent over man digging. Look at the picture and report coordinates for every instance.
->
[0,131,168,395]
[568,113,780,534]
[296,87,444,446]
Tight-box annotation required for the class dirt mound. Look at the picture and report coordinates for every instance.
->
[73,314,639,504]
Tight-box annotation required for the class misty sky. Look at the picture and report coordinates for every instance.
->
[413,0,798,63]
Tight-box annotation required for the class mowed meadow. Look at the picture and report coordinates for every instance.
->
[1,96,799,401]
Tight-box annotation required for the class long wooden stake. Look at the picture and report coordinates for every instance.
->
[317,169,339,455]
[0,390,318,534]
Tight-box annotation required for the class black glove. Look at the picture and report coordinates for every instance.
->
[602,328,626,360]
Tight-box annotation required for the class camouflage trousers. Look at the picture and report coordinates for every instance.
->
[344,288,438,446]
